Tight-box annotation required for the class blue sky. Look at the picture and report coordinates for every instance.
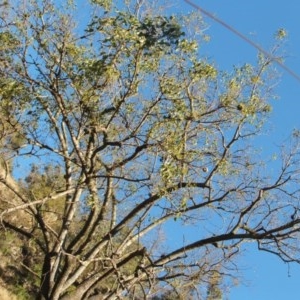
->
[177,1,300,299]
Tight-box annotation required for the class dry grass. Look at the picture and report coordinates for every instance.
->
[0,286,18,300]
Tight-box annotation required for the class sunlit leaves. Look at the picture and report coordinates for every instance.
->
[190,60,217,80]
[90,0,112,10]
[275,28,287,40]
[87,12,184,55]
[160,77,183,99]
[178,38,198,53]
[0,31,19,50]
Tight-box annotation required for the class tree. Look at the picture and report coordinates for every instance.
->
[1,0,300,299]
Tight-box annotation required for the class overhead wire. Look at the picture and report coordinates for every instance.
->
[184,0,300,83]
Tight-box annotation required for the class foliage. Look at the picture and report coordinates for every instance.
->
[0,0,300,299]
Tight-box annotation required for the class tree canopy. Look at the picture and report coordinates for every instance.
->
[1,0,300,299]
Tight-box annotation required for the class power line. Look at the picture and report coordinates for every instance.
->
[184,0,300,83]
